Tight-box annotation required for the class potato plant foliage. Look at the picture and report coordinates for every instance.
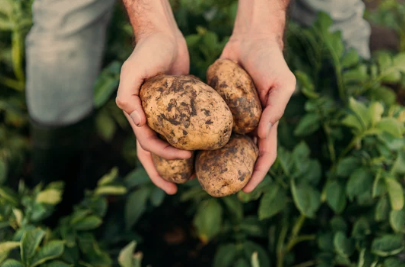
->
[1,0,405,266]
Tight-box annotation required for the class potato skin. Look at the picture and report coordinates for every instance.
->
[206,59,262,134]
[140,74,233,150]
[196,134,259,197]
[152,152,194,184]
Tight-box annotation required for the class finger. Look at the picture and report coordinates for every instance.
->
[116,61,147,127]
[257,73,296,139]
[137,141,177,195]
[125,112,192,160]
[243,122,278,193]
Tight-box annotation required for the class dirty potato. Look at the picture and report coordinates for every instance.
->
[206,59,262,134]
[152,152,194,184]
[140,74,233,150]
[195,134,259,197]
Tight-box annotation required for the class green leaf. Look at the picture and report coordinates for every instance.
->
[384,257,405,267]
[376,118,403,138]
[96,112,116,142]
[336,157,359,177]
[1,260,24,267]
[93,61,120,108]
[325,181,346,214]
[97,167,118,186]
[378,52,392,69]
[357,249,374,267]
[125,168,150,188]
[391,150,405,175]
[351,217,371,239]
[294,113,321,136]
[94,185,127,196]
[251,252,260,267]
[243,241,270,267]
[376,196,390,222]
[292,141,311,160]
[346,169,373,201]
[371,235,404,256]
[368,102,384,127]
[238,217,265,237]
[0,242,20,255]
[0,159,7,185]
[125,187,151,230]
[118,241,136,267]
[234,259,250,267]
[373,174,386,197]
[0,186,18,205]
[36,189,62,205]
[341,49,359,68]
[370,86,397,105]
[381,70,401,83]
[389,210,405,233]
[213,243,237,267]
[385,177,404,210]
[21,228,46,265]
[342,114,363,132]
[150,187,165,207]
[334,232,354,257]
[343,68,368,83]
[41,261,71,267]
[222,195,243,220]
[258,185,286,220]
[348,98,370,129]
[393,53,405,72]
[301,160,322,185]
[193,199,223,243]
[317,232,334,252]
[291,180,321,218]
[330,216,347,233]
[31,241,65,267]
[0,0,13,16]
[72,216,102,231]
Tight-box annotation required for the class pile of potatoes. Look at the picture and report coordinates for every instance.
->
[139,59,262,197]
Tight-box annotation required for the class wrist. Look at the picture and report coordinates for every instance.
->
[232,0,288,48]
[123,0,180,42]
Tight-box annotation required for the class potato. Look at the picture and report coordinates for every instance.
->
[206,59,262,134]
[152,152,194,184]
[140,74,233,150]
[195,134,259,197]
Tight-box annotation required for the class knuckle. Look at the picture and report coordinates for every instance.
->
[115,97,129,110]
[120,61,131,76]
[274,109,285,120]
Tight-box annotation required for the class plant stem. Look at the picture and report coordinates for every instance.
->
[0,76,25,91]
[286,235,316,252]
[291,215,305,240]
[292,260,318,267]
[323,124,336,165]
[276,224,288,267]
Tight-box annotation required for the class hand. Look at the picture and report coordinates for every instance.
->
[221,34,296,193]
[117,31,192,195]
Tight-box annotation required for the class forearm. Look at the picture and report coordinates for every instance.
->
[122,0,179,41]
[233,0,291,47]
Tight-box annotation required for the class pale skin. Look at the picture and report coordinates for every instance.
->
[117,0,295,194]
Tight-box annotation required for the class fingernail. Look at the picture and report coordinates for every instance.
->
[265,122,272,137]
[130,110,141,126]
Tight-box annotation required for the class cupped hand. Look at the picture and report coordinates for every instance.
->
[117,31,192,194]
[220,34,296,193]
